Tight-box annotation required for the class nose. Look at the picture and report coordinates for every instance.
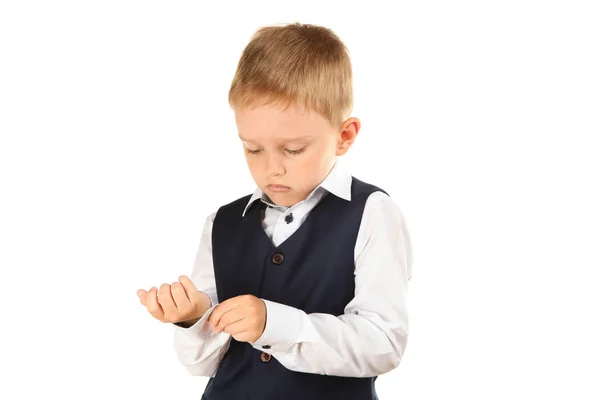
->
[265,151,285,177]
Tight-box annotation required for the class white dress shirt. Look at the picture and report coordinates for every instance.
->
[173,161,413,378]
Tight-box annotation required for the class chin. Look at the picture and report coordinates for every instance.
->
[268,193,296,208]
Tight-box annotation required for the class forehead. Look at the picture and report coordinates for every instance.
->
[234,103,331,142]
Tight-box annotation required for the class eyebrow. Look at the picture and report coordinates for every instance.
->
[238,135,312,143]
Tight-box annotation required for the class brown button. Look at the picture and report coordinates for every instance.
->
[271,253,284,265]
[260,352,272,362]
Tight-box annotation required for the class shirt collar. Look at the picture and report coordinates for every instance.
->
[241,159,352,217]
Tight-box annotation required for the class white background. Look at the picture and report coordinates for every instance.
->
[1,1,599,399]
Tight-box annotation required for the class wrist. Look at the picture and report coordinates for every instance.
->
[175,292,212,328]
[198,291,212,316]
[176,317,200,328]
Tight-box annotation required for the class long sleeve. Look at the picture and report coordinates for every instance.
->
[251,192,413,377]
[173,212,232,377]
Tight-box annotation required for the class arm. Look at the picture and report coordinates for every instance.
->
[251,192,413,377]
[173,212,232,377]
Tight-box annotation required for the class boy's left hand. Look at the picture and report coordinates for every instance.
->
[208,294,266,344]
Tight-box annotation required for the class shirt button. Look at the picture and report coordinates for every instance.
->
[262,345,271,349]
[272,253,284,265]
[260,352,272,362]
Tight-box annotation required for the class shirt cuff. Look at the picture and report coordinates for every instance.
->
[251,299,306,353]
[173,303,218,342]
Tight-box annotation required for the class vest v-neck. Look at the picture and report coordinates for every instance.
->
[252,193,334,250]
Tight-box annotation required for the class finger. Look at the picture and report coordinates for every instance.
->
[179,276,212,314]
[178,275,203,305]
[146,287,164,320]
[170,281,191,310]
[213,308,245,334]
[222,319,249,337]
[231,331,255,343]
[157,283,178,319]
[208,297,241,328]
[136,289,148,306]
[178,275,197,298]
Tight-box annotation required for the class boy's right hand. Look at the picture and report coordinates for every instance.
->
[136,275,211,326]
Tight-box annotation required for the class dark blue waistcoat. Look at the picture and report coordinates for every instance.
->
[202,177,387,400]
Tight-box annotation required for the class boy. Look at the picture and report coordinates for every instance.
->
[137,22,413,399]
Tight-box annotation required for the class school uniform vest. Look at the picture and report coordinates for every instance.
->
[202,178,387,400]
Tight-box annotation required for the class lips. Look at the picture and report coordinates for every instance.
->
[267,184,290,192]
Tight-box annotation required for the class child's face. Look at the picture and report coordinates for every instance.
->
[234,103,358,207]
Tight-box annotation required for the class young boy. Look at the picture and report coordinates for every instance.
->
[137,22,413,399]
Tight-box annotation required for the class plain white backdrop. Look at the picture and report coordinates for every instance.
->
[1,1,599,399]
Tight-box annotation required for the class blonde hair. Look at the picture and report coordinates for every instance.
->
[228,23,353,128]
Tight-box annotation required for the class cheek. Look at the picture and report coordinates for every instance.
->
[245,156,261,174]
[245,152,261,164]
[295,151,327,178]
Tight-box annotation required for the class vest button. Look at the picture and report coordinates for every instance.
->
[260,352,272,362]
[272,253,284,265]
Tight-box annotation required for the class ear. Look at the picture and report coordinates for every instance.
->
[336,117,360,156]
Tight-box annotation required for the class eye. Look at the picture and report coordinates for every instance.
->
[244,147,262,154]
[285,147,306,155]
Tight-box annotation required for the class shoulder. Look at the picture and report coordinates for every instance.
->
[351,175,410,241]
[201,193,254,228]
[362,191,406,225]
[350,176,407,230]
[359,191,413,279]
[210,193,256,230]
[217,193,253,215]
[351,177,387,198]
[199,194,255,246]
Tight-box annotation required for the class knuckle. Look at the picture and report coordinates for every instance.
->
[218,316,228,327]
[164,309,178,320]
[165,313,180,322]
[150,310,162,319]
[179,304,191,314]
[158,284,169,296]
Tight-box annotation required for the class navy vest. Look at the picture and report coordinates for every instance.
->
[202,178,387,400]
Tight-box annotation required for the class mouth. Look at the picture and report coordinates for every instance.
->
[267,184,291,192]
